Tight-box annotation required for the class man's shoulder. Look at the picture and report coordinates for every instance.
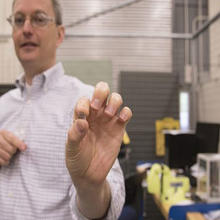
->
[60,74,94,97]
[0,87,20,102]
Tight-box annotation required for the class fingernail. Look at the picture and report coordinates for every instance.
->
[91,98,101,110]
[119,112,127,122]
[105,106,115,116]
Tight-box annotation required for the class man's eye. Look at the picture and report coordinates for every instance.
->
[33,16,47,25]
[14,17,25,25]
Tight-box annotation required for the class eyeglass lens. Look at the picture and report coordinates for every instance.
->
[10,12,53,28]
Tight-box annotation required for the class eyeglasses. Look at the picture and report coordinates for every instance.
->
[7,12,56,29]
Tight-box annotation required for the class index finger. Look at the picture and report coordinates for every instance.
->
[1,130,26,151]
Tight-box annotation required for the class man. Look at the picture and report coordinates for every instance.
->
[0,0,132,219]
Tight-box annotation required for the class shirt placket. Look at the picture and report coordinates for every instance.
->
[14,86,32,142]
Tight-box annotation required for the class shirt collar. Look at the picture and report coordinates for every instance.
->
[15,62,65,92]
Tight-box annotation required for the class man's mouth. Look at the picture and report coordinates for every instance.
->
[20,42,38,48]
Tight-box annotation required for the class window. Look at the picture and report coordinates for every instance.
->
[179,91,190,130]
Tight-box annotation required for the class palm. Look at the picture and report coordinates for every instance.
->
[67,108,125,185]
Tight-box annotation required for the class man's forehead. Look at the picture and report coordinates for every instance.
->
[13,0,54,14]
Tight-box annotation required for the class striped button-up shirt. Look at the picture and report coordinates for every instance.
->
[0,63,125,220]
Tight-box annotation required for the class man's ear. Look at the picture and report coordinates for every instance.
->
[56,25,65,48]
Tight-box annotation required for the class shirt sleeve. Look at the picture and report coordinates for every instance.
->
[69,159,125,220]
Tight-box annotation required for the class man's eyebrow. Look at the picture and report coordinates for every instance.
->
[33,10,48,15]
[14,9,47,16]
[14,11,25,16]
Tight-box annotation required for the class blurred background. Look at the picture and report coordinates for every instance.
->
[0,0,220,176]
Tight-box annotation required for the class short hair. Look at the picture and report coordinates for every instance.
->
[12,0,63,25]
[51,0,62,25]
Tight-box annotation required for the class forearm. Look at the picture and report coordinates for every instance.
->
[76,180,111,219]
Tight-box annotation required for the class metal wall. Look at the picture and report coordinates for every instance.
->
[120,0,210,171]
[172,0,209,128]
[172,0,208,85]
[197,0,220,122]
[57,0,172,91]
[120,72,179,171]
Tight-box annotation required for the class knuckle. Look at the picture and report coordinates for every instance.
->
[0,130,6,137]
[0,150,11,161]
[8,146,16,154]
[6,153,11,161]
[0,159,9,166]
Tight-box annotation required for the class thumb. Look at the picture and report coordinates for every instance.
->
[66,119,89,157]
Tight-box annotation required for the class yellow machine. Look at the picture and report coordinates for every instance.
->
[123,131,130,145]
[147,163,190,205]
[155,117,179,156]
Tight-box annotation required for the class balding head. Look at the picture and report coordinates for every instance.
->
[12,0,62,25]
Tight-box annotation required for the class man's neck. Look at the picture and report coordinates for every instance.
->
[22,60,56,85]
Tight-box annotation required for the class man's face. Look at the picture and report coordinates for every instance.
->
[12,0,64,69]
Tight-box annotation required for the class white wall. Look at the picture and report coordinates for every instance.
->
[198,0,220,122]
[0,0,22,84]
[57,0,172,91]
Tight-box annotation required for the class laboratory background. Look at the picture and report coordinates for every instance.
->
[1,0,220,220]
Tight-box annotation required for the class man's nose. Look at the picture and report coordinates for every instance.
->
[22,18,34,34]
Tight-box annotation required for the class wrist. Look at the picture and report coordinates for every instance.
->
[76,180,111,219]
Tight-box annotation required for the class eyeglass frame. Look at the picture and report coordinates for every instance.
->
[7,12,56,29]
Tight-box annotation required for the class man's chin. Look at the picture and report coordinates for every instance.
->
[18,49,39,63]
[18,56,38,65]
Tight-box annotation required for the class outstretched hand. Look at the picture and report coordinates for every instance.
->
[65,81,132,187]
